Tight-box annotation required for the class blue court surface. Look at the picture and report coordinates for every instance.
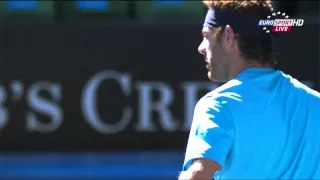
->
[0,151,184,180]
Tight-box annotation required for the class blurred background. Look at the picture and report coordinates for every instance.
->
[0,1,318,180]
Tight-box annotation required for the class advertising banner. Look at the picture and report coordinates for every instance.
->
[0,22,318,151]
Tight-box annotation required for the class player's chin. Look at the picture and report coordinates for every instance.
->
[207,71,220,82]
[207,71,226,83]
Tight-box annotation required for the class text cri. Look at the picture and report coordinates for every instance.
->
[81,70,217,133]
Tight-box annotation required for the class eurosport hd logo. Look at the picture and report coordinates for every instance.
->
[258,11,304,33]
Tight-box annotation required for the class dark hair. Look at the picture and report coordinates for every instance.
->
[203,0,277,65]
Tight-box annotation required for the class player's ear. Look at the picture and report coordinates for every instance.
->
[222,25,237,50]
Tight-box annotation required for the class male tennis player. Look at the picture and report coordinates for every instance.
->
[179,1,320,180]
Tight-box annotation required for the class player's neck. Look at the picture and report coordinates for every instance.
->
[231,60,272,80]
[243,61,271,69]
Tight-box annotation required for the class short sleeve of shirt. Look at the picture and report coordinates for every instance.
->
[183,95,234,171]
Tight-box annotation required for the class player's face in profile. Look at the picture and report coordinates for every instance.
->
[198,27,229,83]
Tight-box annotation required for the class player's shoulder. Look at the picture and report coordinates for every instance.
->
[282,72,320,99]
[193,80,241,127]
[196,79,244,111]
[204,79,244,101]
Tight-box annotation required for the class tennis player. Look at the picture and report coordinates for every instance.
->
[179,1,320,180]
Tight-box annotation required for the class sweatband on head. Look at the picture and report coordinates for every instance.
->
[203,7,268,40]
[203,7,279,59]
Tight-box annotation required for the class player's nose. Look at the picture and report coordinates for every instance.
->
[198,40,206,55]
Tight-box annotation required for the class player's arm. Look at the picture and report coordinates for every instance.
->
[178,97,233,180]
[178,158,221,180]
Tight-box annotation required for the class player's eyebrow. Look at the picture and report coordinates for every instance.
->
[202,27,213,37]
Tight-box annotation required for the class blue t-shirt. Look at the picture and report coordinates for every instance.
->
[183,68,320,179]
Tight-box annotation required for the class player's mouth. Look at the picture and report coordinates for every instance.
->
[205,59,210,70]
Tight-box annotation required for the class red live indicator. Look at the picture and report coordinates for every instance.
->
[272,26,292,32]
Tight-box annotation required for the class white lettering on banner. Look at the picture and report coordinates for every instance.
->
[26,82,63,133]
[81,70,132,134]
[7,71,316,134]
[135,82,178,132]
[80,70,217,133]
[10,80,24,103]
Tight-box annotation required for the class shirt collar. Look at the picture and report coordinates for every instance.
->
[235,68,275,80]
